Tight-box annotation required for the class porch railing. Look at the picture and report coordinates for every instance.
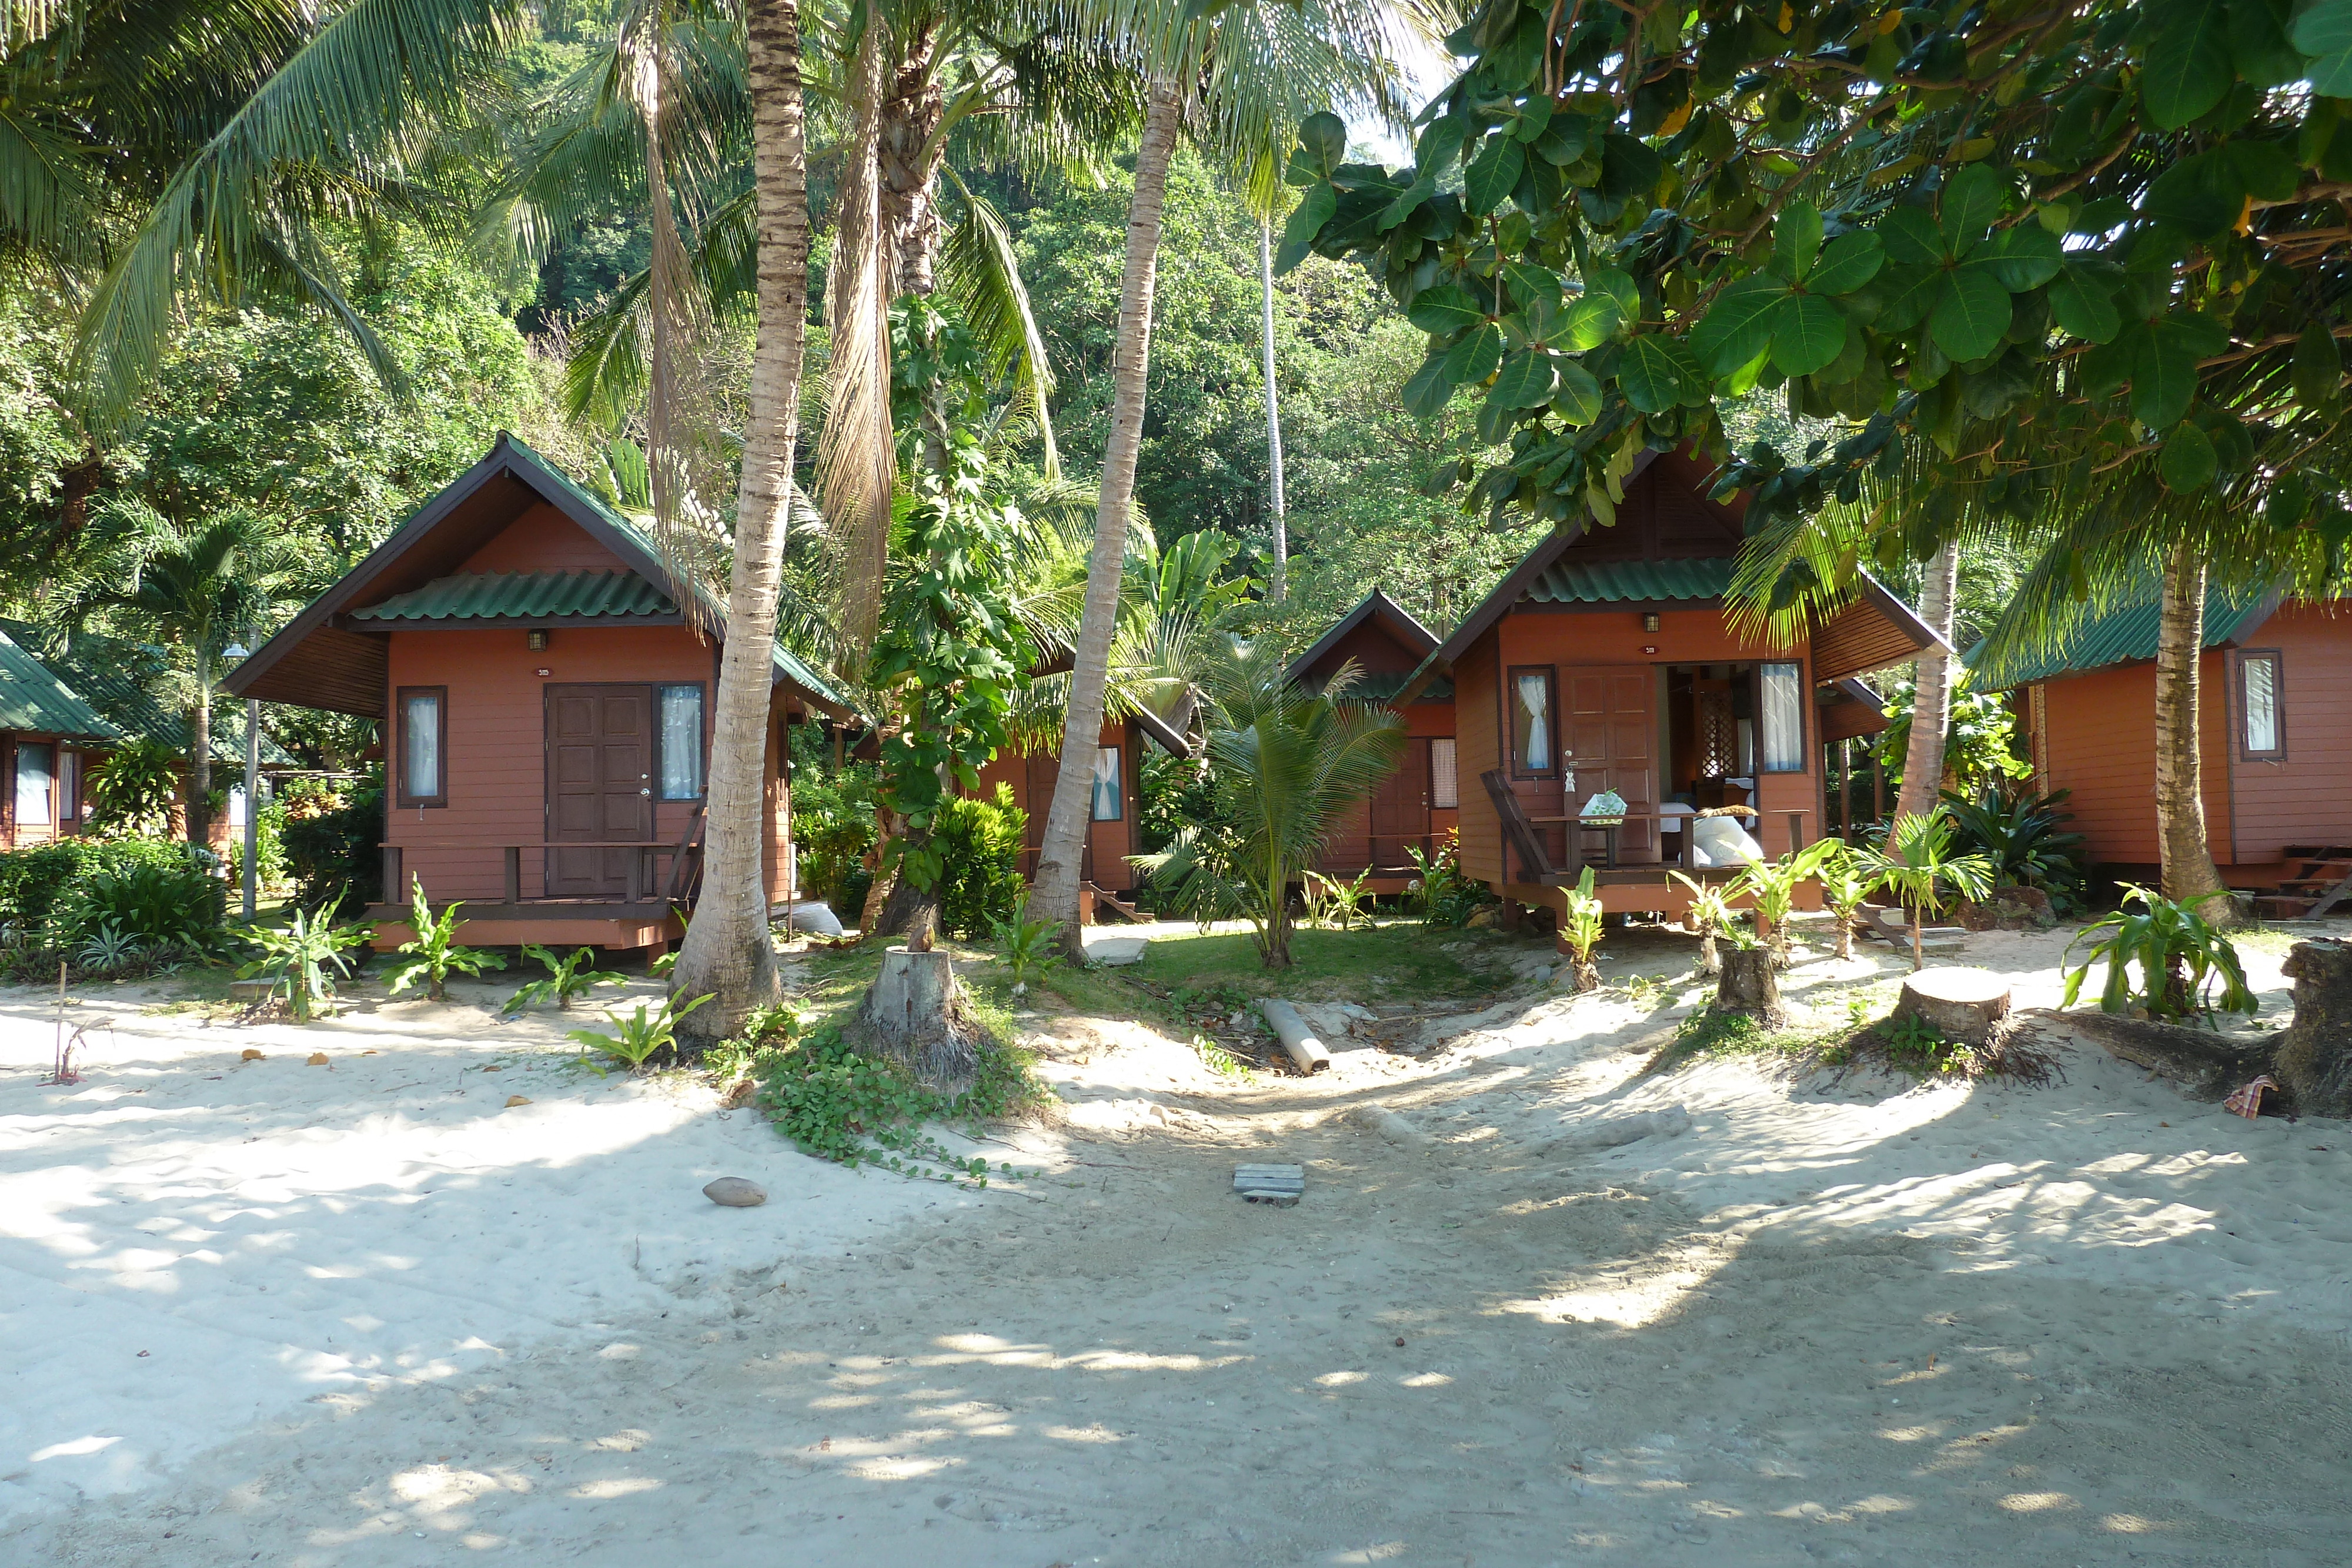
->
[380,810,707,909]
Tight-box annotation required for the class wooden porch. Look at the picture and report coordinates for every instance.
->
[373,821,702,952]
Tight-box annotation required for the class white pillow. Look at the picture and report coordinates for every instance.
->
[1689,816,1763,868]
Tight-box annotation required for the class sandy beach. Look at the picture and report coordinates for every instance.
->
[5,921,2350,1566]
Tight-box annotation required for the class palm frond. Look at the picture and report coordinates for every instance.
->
[940,168,1057,476]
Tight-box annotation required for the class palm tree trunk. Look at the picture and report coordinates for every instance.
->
[1258,218,1287,603]
[2154,540,2234,921]
[670,0,811,1045]
[1023,76,1184,957]
[877,17,945,298]
[189,645,212,850]
[1893,540,1958,822]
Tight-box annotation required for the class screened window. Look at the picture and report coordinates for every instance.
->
[658,684,706,799]
[1509,668,1555,775]
[58,750,75,821]
[1758,662,1805,772]
[2241,651,2284,758]
[398,688,445,807]
[1429,738,1459,809]
[1091,746,1123,821]
[15,743,51,827]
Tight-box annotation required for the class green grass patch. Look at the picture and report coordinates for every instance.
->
[1120,919,1528,1005]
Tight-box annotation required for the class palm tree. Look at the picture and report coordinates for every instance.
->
[1024,0,1434,957]
[1856,813,1993,972]
[58,502,296,848]
[1137,645,1403,968]
[668,0,816,1042]
[1893,541,1957,820]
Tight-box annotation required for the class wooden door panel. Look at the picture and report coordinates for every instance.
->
[1561,665,1658,858]
[546,686,653,898]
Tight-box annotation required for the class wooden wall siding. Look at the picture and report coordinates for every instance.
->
[385,625,720,903]
[1455,634,1504,883]
[1555,451,1746,563]
[2035,658,2232,870]
[1314,619,1422,678]
[1810,597,1920,685]
[457,503,633,577]
[2223,604,2352,862]
[970,717,1140,892]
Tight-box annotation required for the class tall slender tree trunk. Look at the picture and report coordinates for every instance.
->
[876,18,945,298]
[2154,540,2234,921]
[1023,78,1184,958]
[1258,218,1287,603]
[1893,540,1958,823]
[670,0,811,1045]
[189,646,212,851]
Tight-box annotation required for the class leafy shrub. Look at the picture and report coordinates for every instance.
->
[1405,831,1492,928]
[381,878,506,999]
[991,915,1063,992]
[1559,866,1603,989]
[1140,746,1221,855]
[934,783,1027,940]
[1874,671,2032,797]
[83,737,183,838]
[753,1023,1040,1185]
[236,908,372,1020]
[280,770,383,912]
[1939,785,2087,912]
[569,991,714,1069]
[2063,884,2257,1025]
[793,763,880,907]
[0,837,196,938]
[51,859,226,950]
[225,793,289,891]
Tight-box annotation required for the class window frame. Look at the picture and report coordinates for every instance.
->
[14,740,54,828]
[1756,660,1808,774]
[1429,737,1459,810]
[2237,648,2286,760]
[1506,666,1559,779]
[395,686,449,808]
[654,681,709,801]
[58,748,76,822]
[1090,745,1124,822]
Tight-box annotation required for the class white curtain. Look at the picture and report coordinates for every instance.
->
[1759,662,1803,772]
[1515,673,1551,770]
[1091,746,1122,821]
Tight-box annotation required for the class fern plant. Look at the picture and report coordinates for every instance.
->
[2063,885,2257,1026]
[569,991,716,1069]
[503,944,626,1014]
[1558,867,1604,991]
[236,908,372,1021]
[382,877,506,1000]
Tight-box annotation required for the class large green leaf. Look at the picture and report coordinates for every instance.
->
[1805,231,1885,296]
[2159,422,2217,490]
[1690,274,1792,375]
[1872,264,1945,333]
[1551,360,1602,426]
[1489,349,1558,409]
[1378,178,1435,233]
[1464,136,1525,214]
[2130,328,2201,427]
[2144,150,2245,238]
[1770,294,1848,376]
[1504,261,1563,315]
[1533,115,1591,167]
[1295,112,1348,178]
[2229,0,2303,85]
[1620,335,1702,413]
[1407,284,1485,334]
[2143,0,2234,129]
[1772,200,1823,281]
[2047,265,2122,343]
[1401,351,1456,419]
[2294,319,2342,406]
[1583,268,1642,326]
[1444,322,1504,385]
[1556,293,1622,350]
[1877,206,1948,268]
[1976,225,2063,291]
[1928,269,2013,362]
[1597,134,1663,204]
[2298,0,2352,92]
[1939,163,2010,246]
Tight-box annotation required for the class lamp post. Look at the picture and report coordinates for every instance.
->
[224,638,258,921]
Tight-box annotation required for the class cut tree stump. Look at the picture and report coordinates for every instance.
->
[2026,1007,2276,1098]
[1714,947,1785,1026]
[1890,967,2013,1046]
[2274,937,2352,1116]
[860,946,980,1085]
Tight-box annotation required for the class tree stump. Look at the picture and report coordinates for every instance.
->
[2035,1007,2276,1098]
[1714,947,1784,1026]
[860,947,980,1085]
[2275,937,2352,1116]
[1890,967,2013,1046]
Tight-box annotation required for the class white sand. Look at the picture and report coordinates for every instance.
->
[8,919,2352,1565]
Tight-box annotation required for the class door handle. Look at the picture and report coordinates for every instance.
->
[640,788,652,797]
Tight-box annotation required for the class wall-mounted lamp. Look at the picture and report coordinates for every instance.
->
[526,628,550,651]
[222,642,251,661]
[1640,612,1662,633]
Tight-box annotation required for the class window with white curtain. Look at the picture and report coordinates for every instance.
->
[1758,662,1805,773]
[1429,738,1458,808]
[1091,746,1122,820]
[15,743,51,827]
[2240,651,2283,757]
[399,688,444,805]
[1511,668,1554,774]
[58,749,75,821]
[657,684,706,798]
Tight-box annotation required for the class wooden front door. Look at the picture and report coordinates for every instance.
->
[546,686,654,898]
[1563,668,1658,858]
[1368,743,1431,870]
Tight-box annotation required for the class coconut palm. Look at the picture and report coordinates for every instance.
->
[1137,644,1404,969]
[54,501,299,848]
[667,0,816,1042]
[1855,813,1993,974]
[1023,0,1440,958]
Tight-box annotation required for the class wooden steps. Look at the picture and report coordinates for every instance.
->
[2254,848,2352,921]
[1085,883,1151,923]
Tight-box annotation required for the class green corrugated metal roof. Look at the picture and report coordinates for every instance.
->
[0,620,295,763]
[1964,586,2273,688]
[1525,557,1736,604]
[0,630,121,741]
[349,570,674,623]
[497,434,850,712]
[1349,670,1455,702]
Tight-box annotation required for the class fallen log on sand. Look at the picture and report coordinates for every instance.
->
[1536,1105,1692,1160]
[2026,1007,2274,1098]
[1258,999,1332,1074]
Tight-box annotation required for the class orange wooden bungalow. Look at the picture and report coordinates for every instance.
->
[1394,450,1943,924]
[224,434,848,952]
[1972,588,2352,914]
[1285,588,1457,889]
[0,628,121,849]
[970,704,1190,918]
